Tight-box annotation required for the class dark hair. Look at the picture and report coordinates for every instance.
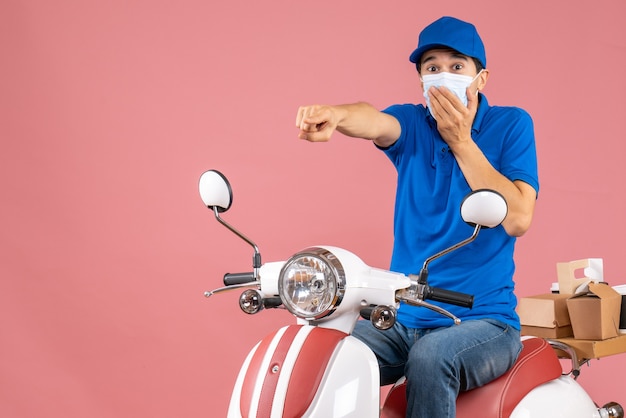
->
[416,57,484,74]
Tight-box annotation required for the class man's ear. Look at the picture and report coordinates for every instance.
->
[477,69,490,91]
[417,70,425,91]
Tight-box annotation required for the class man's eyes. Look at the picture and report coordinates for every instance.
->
[426,64,464,72]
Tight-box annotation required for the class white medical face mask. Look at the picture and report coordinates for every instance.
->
[421,70,483,116]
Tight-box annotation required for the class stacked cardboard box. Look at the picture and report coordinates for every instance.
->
[517,259,626,359]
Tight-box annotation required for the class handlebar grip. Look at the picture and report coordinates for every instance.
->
[425,287,474,308]
[223,272,255,286]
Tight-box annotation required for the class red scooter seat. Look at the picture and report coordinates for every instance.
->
[380,337,563,418]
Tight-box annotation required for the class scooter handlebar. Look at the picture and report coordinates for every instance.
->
[425,286,474,308]
[223,272,255,286]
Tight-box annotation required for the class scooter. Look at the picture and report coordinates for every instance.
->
[198,169,624,418]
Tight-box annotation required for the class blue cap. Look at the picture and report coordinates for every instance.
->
[409,17,486,68]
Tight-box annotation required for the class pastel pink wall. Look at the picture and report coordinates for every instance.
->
[2,0,624,416]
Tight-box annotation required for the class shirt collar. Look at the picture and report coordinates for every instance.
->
[472,92,489,134]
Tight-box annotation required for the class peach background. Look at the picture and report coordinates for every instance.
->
[1,0,625,416]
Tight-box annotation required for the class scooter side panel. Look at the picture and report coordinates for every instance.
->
[510,376,600,418]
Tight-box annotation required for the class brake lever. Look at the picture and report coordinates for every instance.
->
[204,280,261,298]
[396,294,461,325]
[396,280,461,325]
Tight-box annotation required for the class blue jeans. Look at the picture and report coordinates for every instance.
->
[352,318,522,418]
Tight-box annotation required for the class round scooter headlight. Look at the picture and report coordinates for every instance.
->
[278,247,346,320]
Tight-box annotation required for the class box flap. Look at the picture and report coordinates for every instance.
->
[569,281,620,300]
[589,282,621,300]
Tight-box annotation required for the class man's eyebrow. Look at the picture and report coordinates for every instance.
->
[450,53,470,61]
[421,52,470,65]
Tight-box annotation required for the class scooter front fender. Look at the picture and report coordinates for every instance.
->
[228,324,380,418]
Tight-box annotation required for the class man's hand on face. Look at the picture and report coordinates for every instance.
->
[427,85,478,148]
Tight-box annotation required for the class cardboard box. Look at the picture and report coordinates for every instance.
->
[613,285,626,332]
[566,282,622,340]
[518,293,573,338]
[555,334,626,359]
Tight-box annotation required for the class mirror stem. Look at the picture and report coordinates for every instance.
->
[213,207,262,278]
[418,224,481,285]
